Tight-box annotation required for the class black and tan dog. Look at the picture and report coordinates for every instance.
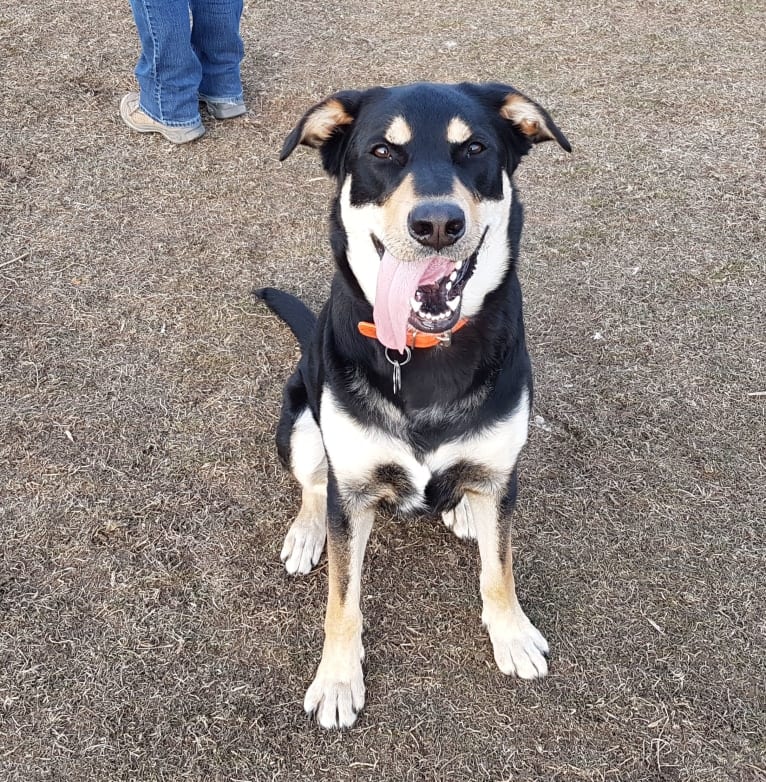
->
[257,82,570,729]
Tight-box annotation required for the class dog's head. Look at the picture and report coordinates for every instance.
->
[281,82,570,352]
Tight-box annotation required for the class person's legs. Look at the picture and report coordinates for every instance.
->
[189,0,244,105]
[129,0,203,127]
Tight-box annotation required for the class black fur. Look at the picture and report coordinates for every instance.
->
[253,287,316,353]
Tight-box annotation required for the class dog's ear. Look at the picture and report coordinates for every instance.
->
[464,82,571,153]
[280,90,366,177]
[500,91,571,152]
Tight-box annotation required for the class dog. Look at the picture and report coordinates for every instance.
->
[256,82,570,729]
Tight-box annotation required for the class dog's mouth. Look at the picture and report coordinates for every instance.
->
[371,232,484,352]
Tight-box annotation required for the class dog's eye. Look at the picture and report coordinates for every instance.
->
[371,144,392,160]
[466,141,486,156]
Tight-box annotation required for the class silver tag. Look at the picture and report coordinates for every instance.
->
[384,347,412,395]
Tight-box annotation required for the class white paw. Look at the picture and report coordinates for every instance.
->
[442,496,476,540]
[280,513,326,575]
[304,652,365,729]
[483,608,549,679]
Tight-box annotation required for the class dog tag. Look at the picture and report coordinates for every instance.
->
[384,347,411,395]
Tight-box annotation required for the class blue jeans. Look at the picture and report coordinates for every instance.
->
[129,0,244,127]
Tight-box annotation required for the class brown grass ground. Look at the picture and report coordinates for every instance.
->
[1,1,764,780]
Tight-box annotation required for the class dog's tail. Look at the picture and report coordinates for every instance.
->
[254,287,317,353]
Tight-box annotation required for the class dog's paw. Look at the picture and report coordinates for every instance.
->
[483,608,549,679]
[441,496,476,540]
[304,654,365,729]
[280,513,326,575]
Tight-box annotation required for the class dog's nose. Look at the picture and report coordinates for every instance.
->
[407,202,466,250]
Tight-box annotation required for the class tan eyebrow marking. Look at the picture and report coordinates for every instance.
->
[447,117,473,144]
[385,115,413,145]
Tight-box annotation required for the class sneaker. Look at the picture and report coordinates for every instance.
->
[120,92,205,144]
[199,95,247,119]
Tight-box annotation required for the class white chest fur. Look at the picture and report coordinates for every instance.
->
[320,386,530,511]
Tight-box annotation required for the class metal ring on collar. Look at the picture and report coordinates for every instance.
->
[384,346,412,367]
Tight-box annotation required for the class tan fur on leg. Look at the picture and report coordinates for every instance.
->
[304,508,374,729]
[468,491,549,679]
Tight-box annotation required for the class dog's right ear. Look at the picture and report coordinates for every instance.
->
[280,91,366,178]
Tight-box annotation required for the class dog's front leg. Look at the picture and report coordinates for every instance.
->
[468,489,549,679]
[304,473,373,729]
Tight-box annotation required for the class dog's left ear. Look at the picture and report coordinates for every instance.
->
[464,83,571,153]
[500,91,571,152]
[280,90,367,177]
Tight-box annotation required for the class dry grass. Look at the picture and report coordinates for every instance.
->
[1,0,764,780]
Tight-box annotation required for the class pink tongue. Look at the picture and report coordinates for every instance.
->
[373,251,455,352]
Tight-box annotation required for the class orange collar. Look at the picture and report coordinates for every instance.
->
[357,318,469,349]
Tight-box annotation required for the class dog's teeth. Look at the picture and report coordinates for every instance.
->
[446,281,452,291]
[447,299,459,312]
[455,260,464,270]
[449,271,458,282]
[410,297,422,313]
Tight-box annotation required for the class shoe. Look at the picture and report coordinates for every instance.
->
[120,92,205,144]
[200,94,247,119]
